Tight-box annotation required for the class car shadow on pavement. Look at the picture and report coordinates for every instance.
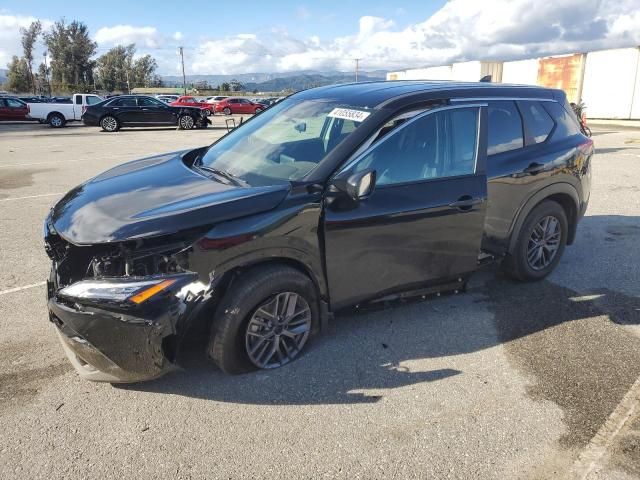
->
[120,215,640,408]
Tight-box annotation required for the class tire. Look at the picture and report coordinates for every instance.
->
[100,115,119,132]
[254,107,263,114]
[48,113,65,128]
[502,200,568,282]
[202,109,211,117]
[178,114,195,130]
[208,265,319,374]
[222,107,231,116]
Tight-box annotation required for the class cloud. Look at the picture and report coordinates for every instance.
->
[0,14,52,68]
[1,0,639,76]
[185,0,640,74]
[95,25,161,48]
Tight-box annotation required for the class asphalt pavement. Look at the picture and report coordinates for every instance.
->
[0,120,638,479]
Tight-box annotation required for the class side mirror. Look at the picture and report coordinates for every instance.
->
[294,122,307,133]
[331,169,376,202]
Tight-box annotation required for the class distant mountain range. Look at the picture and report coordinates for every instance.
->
[0,68,7,84]
[160,70,387,92]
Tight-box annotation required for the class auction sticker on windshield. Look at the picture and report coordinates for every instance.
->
[327,108,371,122]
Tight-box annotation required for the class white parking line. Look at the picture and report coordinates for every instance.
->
[571,374,640,479]
[0,159,83,168]
[0,192,63,202]
[0,281,46,296]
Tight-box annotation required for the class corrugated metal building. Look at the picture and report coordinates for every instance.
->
[581,48,640,119]
[386,46,640,119]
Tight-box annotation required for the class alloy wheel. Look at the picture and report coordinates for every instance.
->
[526,215,561,271]
[101,116,117,132]
[50,115,63,127]
[180,115,194,129]
[245,292,312,369]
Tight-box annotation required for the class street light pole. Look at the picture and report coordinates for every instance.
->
[179,47,187,95]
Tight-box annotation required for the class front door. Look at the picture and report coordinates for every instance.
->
[137,97,174,124]
[323,104,488,309]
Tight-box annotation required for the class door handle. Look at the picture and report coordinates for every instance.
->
[448,195,484,211]
[523,162,545,175]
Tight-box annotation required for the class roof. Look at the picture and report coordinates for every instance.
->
[295,80,559,109]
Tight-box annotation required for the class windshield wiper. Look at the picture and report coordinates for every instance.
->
[196,165,248,187]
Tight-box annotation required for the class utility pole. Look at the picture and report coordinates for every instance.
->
[43,51,51,97]
[354,58,362,83]
[179,47,187,95]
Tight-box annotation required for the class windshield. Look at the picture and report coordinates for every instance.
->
[199,98,371,186]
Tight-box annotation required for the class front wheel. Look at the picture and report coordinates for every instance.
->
[254,107,263,114]
[178,114,195,130]
[208,265,318,374]
[202,109,211,117]
[100,115,119,132]
[502,200,568,282]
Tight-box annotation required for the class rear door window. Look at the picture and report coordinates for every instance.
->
[542,101,581,139]
[487,101,524,155]
[518,100,555,145]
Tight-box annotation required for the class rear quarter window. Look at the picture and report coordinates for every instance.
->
[518,100,555,145]
[542,101,581,139]
[487,101,524,155]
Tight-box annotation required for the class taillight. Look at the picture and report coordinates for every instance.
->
[27,105,30,113]
[578,138,593,155]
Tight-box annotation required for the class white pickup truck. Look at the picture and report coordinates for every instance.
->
[28,93,104,127]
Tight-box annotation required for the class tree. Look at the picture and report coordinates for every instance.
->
[95,46,159,91]
[6,56,30,92]
[35,62,50,94]
[20,20,42,93]
[131,54,158,87]
[95,44,135,92]
[220,82,230,92]
[230,79,244,92]
[44,19,96,90]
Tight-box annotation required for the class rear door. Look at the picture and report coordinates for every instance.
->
[0,99,9,120]
[323,104,488,309]
[111,97,140,124]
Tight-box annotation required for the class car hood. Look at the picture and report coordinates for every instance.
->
[50,150,290,245]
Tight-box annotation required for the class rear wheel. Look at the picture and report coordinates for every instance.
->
[178,114,195,130]
[223,107,231,116]
[502,200,568,281]
[208,265,318,374]
[48,113,65,128]
[100,115,119,132]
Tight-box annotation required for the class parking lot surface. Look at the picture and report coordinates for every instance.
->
[1,121,639,479]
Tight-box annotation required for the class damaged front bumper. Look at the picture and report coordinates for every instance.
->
[47,274,208,383]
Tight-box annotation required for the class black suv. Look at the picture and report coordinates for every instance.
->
[44,81,593,382]
[82,95,209,132]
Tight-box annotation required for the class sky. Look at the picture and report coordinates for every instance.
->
[1,0,639,76]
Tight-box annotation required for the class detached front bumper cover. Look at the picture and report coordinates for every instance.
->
[48,273,207,383]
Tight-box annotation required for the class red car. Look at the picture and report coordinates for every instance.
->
[214,97,265,115]
[0,97,30,120]
[170,96,214,116]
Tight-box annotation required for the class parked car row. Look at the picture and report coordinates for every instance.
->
[0,91,277,128]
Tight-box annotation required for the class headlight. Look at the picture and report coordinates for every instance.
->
[58,278,178,304]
